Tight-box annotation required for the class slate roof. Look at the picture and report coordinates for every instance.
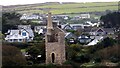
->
[22,29,34,37]
[5,30,24,40]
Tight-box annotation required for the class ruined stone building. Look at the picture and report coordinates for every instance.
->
[45,12,66,64]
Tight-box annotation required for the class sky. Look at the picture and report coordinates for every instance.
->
[0,0,119,6]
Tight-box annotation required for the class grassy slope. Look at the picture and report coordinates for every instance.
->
[35,2,118,8]
[16,2,118,14]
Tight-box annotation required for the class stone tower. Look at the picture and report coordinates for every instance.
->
[45,12,66,65]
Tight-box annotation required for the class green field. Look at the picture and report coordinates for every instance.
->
[4,2,118,14]
[35,2,118,8]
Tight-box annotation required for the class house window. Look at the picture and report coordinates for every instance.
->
[14,39,18,42]
[22,32,26,36]
[19,39,22,42]
[10,39,12,42]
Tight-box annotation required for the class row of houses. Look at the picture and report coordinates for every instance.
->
[65,26,116,46]
[71,14,90,20]
[61,21,100,31]
[20,14,43,20]
[20,13,91,21]
[4,24,116,46]
[36,24,115,44]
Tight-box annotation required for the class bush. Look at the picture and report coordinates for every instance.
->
[109,56,120,63]
[46,63,56,68]
[63,60,73,65]
[2,42,31,49]
[2,45,27,66]
[74,54,90,63]
[93,57,102,63]
[27,61,33,65]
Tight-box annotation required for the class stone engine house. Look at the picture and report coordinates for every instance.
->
[45,12,66,64]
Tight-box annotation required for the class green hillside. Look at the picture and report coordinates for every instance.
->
[3,2,118,14]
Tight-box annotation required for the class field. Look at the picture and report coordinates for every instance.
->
[3,2,118,14]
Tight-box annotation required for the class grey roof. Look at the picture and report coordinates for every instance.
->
[18,25,31,29]
[24,29,34,37]
[90,28,114,33]
[103,28,114,33]
[8,29,34,37]
[8,30,20,35]
[18,25,34,37]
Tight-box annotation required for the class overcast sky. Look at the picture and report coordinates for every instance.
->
[1,0,119,6]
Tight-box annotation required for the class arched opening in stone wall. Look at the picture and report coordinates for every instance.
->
[51,53,55,63]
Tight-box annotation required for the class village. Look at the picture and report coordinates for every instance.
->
[4,13,116,45]
[1,1,120,67]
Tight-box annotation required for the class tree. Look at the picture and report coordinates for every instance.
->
[26,42,45,64]
[94,45,120,63]
[2,45,27,66]
[100,12,120,28]
[2,12,21,34]
[66,44,82,61]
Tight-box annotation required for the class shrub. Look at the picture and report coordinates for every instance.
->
[109,56,120,63]
[46,63,56,68]
[74,54,90,63]
[93,57,102,63]
[63,60,73,65]
[2,45,27,66]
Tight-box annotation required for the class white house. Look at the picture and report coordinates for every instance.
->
[72,13,90,20]
[20,14,42,20]
[80,13,90,19]
[34,26,46,34]
[5,29,34,42]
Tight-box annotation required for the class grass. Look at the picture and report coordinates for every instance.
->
[21,49,26,52]
[50,6,118,14]
[18,5,118,14]
[35,2,118,9]
[12,2,118,14]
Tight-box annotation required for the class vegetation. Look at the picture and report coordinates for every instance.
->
[3,2,118,14]
[2,12,21,34]
[2,45,27,66]
[2,6,120,67]
[100,12,120,28]
[26,42,45,64]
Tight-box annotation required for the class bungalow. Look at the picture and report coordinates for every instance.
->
[62,24,84,31]
[90,28,106,36]
[89,28,114,36]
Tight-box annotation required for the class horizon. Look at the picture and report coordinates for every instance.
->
[1,0,119,6]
